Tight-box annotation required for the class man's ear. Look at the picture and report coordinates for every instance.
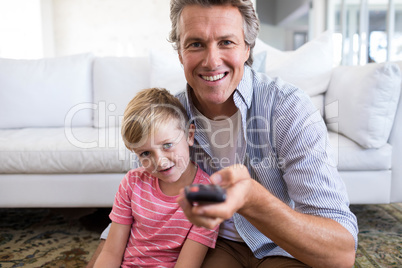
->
[178,51,183,65]
[187,124,195,146]
[245,45,250,63]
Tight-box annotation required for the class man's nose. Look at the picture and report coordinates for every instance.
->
[202,45,222,69]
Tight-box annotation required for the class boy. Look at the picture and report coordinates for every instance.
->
[94,88,218,268]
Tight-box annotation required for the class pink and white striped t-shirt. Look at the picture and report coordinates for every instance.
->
[110,165,219,268]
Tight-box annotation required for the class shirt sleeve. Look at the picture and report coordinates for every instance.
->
[187,167,219,248]
[187,224,219,248]
[109,172,134,225]
[273,86,359,248]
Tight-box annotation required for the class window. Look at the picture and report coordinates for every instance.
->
[391,5,402,60]
[327,0,402,65]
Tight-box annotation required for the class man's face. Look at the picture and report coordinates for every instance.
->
[178,4,250,117]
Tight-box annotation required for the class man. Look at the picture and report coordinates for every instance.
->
[88,0,358,267]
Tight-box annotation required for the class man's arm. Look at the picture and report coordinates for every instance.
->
[93,222,130,268]
[175,239,209,268]
[178,165,356,268]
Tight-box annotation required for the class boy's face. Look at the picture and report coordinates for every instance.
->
[133,121,195,185]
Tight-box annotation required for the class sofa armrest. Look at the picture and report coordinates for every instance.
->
[388,61,402,202]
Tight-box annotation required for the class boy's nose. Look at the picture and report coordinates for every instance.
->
[154,152,169,167]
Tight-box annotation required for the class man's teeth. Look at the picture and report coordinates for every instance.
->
[202,73,224,81]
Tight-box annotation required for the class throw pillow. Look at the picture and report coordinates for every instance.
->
[325,62,402,149]
[0,53,93,128]
[251,50,267,73]
[253,31,334,97]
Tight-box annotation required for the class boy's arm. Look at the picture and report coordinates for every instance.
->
[93,222,131,268]
[86,239,105,268]
[174,239,209,268]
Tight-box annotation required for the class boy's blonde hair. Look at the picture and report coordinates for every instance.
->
[121,88,189,150]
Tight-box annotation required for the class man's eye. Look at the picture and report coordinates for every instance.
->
[140,151,150,157]
[163,143,173,150]
[222,40,233,46]
[190,42,202,48]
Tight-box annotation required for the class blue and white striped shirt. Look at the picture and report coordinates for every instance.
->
[176,65,358,259]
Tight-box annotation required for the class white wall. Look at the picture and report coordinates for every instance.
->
[0,0,44,59]
[258,24,288,50]
[256,0,327,51]
[0,0,325,58]
[51,0,173,57]
[256,0,310,50]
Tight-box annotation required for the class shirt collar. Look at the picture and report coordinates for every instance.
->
[234,65,254,110]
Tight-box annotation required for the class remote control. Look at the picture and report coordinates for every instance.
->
[185,184,226,204]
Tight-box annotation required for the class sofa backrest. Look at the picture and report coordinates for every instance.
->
[92,56,150,128]
[0,53,93,129]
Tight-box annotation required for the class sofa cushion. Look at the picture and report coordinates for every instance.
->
[253,30,333,98]
[325,62,401,149]
[328,131,392,171]
[0,128,131,173]
[93,56,150,128]
[310,94,325,115]
[0,54,93,129]
[252,51,267,73]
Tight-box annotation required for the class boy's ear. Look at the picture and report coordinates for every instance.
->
[187,124,195,146]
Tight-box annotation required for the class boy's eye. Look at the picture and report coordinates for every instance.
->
[140,151,150,157]
[162,143,173,150]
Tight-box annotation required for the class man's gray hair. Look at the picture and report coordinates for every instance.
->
[168,0,260,66]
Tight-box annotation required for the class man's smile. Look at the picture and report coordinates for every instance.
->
[201,72,228,82]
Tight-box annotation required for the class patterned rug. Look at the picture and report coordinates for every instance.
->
[0,204,401,268]
[352,203,402,268]
[0,208,110,268]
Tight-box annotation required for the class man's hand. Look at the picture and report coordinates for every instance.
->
[177,164,254,229]
[178,163,357,267]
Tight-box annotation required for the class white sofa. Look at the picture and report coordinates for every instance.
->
[0,31,401,207]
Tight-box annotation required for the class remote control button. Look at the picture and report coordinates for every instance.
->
[190,186,199,192]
